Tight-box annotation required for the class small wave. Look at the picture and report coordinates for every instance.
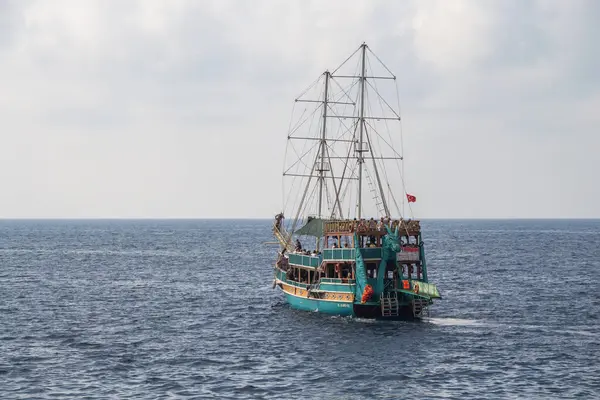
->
[0,248,190,257]
[517,325,599,338]
[425,317,483,326]
[562,329,598,337]
[351,317,379,324]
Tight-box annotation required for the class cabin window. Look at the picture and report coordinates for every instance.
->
[324,235,353,248]
[308,269,319,284]
[366,262,377,278]
[341,262,351,279]
[367,235,377,247]
[403,263,422,280]
[288,267,309,283]
[386,260,395,279]
[285,266,296,281]
[341,236,352,248]
[327,235,341,248]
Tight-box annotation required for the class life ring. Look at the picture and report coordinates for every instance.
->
[413,283,420,294]
[361,284,374,303]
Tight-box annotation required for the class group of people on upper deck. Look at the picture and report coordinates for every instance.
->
[294,239,320,255]
[352,216,411,233]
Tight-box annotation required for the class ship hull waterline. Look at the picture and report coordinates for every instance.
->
[275,279,427,320]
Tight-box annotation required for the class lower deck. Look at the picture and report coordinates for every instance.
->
[274,267,435,319]
[272,218,438,319]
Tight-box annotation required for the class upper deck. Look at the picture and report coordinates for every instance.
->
[284,218,423,269]
[287,246,420,268]
[323,218,421,237]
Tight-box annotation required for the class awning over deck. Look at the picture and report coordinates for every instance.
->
[294,217,324,237]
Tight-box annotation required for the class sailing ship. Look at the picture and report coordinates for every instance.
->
[271,43,441,319]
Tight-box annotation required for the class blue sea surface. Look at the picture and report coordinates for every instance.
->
[0,219,599,399]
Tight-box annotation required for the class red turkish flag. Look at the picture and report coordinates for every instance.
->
[406,193,416,203]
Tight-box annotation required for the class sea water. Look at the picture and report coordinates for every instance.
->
[1,219,598,399]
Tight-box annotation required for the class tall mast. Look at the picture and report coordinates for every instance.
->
[316,71,330,251]
[357,43,367,219]
[285,42,401,232]
[317,71,330,219]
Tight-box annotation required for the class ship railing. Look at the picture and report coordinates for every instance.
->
[322,248,355,260]
[319,278,356,285]
[360,248,382,260]
[287,279,310,289]
[321,248,382,260]
[322,219,421,236]
[277,268,321,291]
[288,253,321,268]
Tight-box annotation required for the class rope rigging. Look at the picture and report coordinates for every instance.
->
[280,43,415,225]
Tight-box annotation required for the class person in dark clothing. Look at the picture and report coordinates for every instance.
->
[274,212,284,230]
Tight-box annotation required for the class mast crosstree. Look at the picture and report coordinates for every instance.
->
[282,43,405,238]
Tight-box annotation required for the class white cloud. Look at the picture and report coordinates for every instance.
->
[0,0,598,218]
[412,0,496,72]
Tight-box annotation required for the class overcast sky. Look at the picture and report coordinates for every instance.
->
[1,0,598,218]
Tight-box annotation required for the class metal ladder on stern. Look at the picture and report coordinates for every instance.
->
[412,298,430,318]
[380,292,399,318]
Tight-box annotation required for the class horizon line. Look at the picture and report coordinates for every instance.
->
[1,217,600,221]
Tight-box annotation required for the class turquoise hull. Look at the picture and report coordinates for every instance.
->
[283,292,354,317]
[282,292,425,320]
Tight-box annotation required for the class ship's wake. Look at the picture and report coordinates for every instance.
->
[424,317,485,326]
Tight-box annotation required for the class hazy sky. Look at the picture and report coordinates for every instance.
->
[1,0,598,218]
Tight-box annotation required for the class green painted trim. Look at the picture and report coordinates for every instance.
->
[288,253,321,268]
[353,233,369,302]
[319,278,356,284]
[323,248,355,260]
[393,289,431,299]
[283,292,354,316]
[319,283,355,292]
[361,247,382,259]
[419,233,428,281]
[393,280,441,299]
